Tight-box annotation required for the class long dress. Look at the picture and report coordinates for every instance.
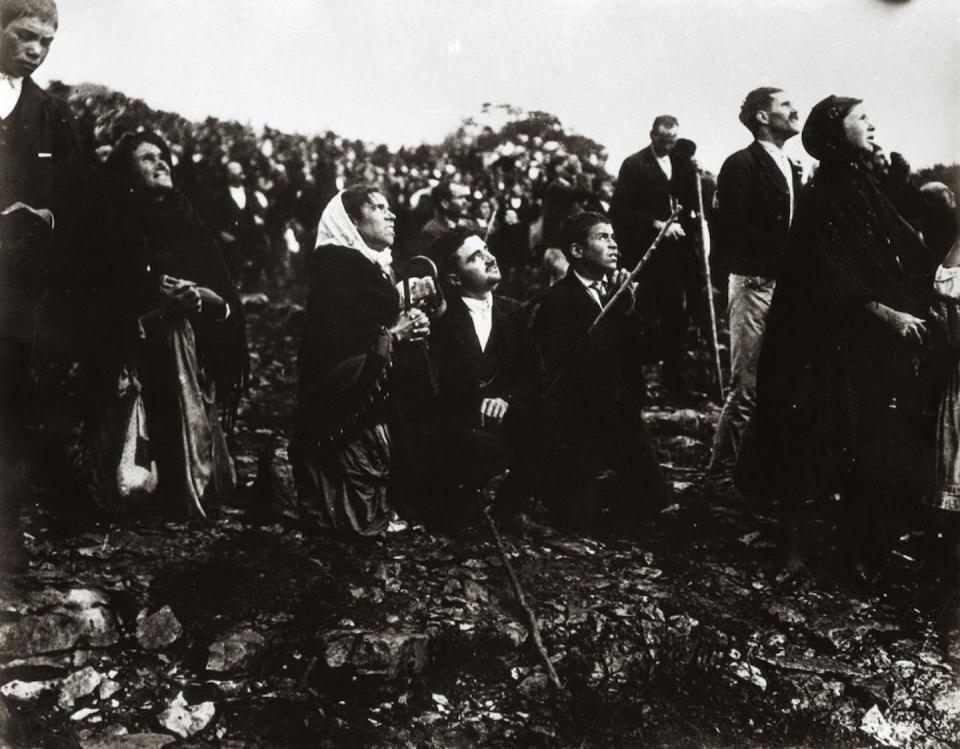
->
[933,265,960,512]
[292,244,399,537]
[85,188,247,516]
[737,157,934,510]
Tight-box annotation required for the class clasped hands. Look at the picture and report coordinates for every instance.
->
[160,275,225,317]
[389,307,430,343]
[653,218,686,241]
[608,268,639,313]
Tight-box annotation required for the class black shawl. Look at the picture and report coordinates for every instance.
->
[96,186,248,413]
[738,96,934,500]
[295,245,400,441]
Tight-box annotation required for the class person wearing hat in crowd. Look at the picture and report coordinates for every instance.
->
[738,95,934,579]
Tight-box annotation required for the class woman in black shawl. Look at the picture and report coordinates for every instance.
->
[85,131,247,516]
[739,96,935,578]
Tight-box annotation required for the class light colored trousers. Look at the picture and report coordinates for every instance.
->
[708,273,776,475]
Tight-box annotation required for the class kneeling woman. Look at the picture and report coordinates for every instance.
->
[89,132,247,516]
[292,185,428,538]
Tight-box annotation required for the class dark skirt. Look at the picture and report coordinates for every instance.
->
[82,316,235,516]
[292,423,393,537]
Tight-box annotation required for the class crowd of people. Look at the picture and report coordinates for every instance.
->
[3,0,960,646]
[61,84,614,296]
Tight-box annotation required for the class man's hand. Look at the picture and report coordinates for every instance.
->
[653,218,685,240]
[480,397,509,425]
[219,231,236,243]
[610,268,638,313]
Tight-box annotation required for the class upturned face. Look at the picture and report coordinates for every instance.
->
[451,234,500,296]
[0,15,57,78]
[354,192,395,250]
[842,103,876,154]
[573,222,619,278]
[132,142,173,193]
[763,91,800,138]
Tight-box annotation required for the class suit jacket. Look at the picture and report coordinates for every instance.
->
[610,145,696,266]
[0,77,87,341]
[713,140,802,278]
[429,294,526,434]
[209,186,268,265]
[530,273,652,426]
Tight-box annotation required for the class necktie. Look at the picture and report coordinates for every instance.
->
[590,280,606,305]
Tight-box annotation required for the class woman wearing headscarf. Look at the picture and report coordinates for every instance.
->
[739,96,935,578]
[85,131,247,516]
[291,185,429,538]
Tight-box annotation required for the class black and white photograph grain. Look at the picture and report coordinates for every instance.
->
[0,0,958,746]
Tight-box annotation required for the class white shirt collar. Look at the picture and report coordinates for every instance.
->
[653,149,672,180]
[573,270,606,306]
[757,138,786,160]
[756,138,796,222]
[228,184,247,209]
[0,75,23,120]
[462,293,494,351]
[461,292,493,312]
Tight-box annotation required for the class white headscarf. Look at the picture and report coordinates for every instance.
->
[315,191,393,274]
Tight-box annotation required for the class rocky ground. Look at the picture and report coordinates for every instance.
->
[2,296,960,748]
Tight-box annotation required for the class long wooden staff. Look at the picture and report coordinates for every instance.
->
[476,477,564,692]
[695,173,725,401]
[586,204,683,336]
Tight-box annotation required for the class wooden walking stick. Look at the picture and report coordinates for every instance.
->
[476,476,564,692]
[586,204,683,336]
[541,205,683,400]
[695,172,725,401]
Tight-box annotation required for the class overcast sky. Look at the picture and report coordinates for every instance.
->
[39,0,959,174]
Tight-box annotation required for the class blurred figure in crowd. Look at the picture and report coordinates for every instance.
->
[210,160,270,292]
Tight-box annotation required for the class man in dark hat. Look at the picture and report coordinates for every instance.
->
[703,87,802,498]
[0,0,86,570]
